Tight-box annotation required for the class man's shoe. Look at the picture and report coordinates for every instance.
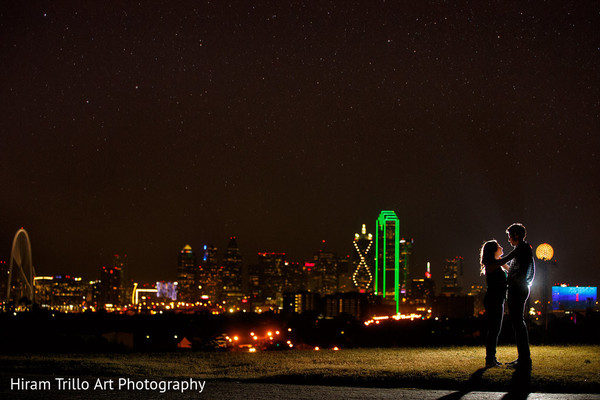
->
[507,359,532,370]
[485,358,503,368]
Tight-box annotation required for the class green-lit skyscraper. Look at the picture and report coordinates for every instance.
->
[375,210,410,313]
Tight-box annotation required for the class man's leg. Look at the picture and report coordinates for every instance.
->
[508,285,531,365]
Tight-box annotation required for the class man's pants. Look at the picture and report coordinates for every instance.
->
[507,284,531,361]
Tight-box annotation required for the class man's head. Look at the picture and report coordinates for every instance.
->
[506,223,526,246]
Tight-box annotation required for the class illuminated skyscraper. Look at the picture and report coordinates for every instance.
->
[99,265,123,307]
[441,256,464,296]
[308,239,349,295]
[112,254,128,305]
[222,237,243,305]
[311,251,336,295]
[177,244,197,303]
[97,253,127,308]
[254,252,287,305]
[409,263,435,308]
[352,224,374,293]
[202,245,219,266]
[375,211,410,313]
[400,238,413,297]
[197,244,221,302]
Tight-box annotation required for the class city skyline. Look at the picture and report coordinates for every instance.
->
[1,3,598,288]
[0,221,590,291]
[7,225,595,321]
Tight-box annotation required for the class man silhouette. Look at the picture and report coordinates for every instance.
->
[497,223,535,369]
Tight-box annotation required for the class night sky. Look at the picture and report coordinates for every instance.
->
[1,2,598,289]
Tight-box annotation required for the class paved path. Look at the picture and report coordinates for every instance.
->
[3,380,600,400]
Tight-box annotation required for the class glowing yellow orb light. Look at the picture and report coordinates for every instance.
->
[536,243,554,261]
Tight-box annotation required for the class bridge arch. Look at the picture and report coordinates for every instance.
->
[6,228,36,304]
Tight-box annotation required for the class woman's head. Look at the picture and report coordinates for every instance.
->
[479,240,500,274]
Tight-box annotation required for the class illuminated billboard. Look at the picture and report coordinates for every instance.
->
[552,286,597,310]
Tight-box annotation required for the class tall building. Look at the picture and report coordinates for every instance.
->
[222,237,243,306]
[255,252,287,305]
[197,244,221,302]
[177,244,197,303]
[310,249,343,295]
[99,264,123,308]
[336,256,352,293]
[440,256,464,296]
[375,210,411,313]
[112,254,129,305]
[283,261,305,293]
[0,261,8,304]
[399,238,413,297]
[352,224,374,293]
[410,262,434,305]
[202,245,219,266]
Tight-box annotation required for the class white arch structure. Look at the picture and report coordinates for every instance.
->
[6,228,36,303]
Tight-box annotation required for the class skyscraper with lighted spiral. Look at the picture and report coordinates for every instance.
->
[352,224,374,293]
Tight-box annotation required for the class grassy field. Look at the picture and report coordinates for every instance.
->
[2,346,599,393]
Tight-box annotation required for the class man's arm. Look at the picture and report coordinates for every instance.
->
[488,248,517,266]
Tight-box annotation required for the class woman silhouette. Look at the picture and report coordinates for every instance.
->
[480,240,509,368]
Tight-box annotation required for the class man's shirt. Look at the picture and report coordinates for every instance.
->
[499,241,535,287]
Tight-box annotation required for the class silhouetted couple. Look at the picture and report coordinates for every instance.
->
[479,223,535,370]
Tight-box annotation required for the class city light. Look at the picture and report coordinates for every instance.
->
[536,243,554,261]
[364,313,424,326]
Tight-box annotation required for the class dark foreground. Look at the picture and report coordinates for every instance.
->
[2,379,600,400]
[2,349,599,399]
